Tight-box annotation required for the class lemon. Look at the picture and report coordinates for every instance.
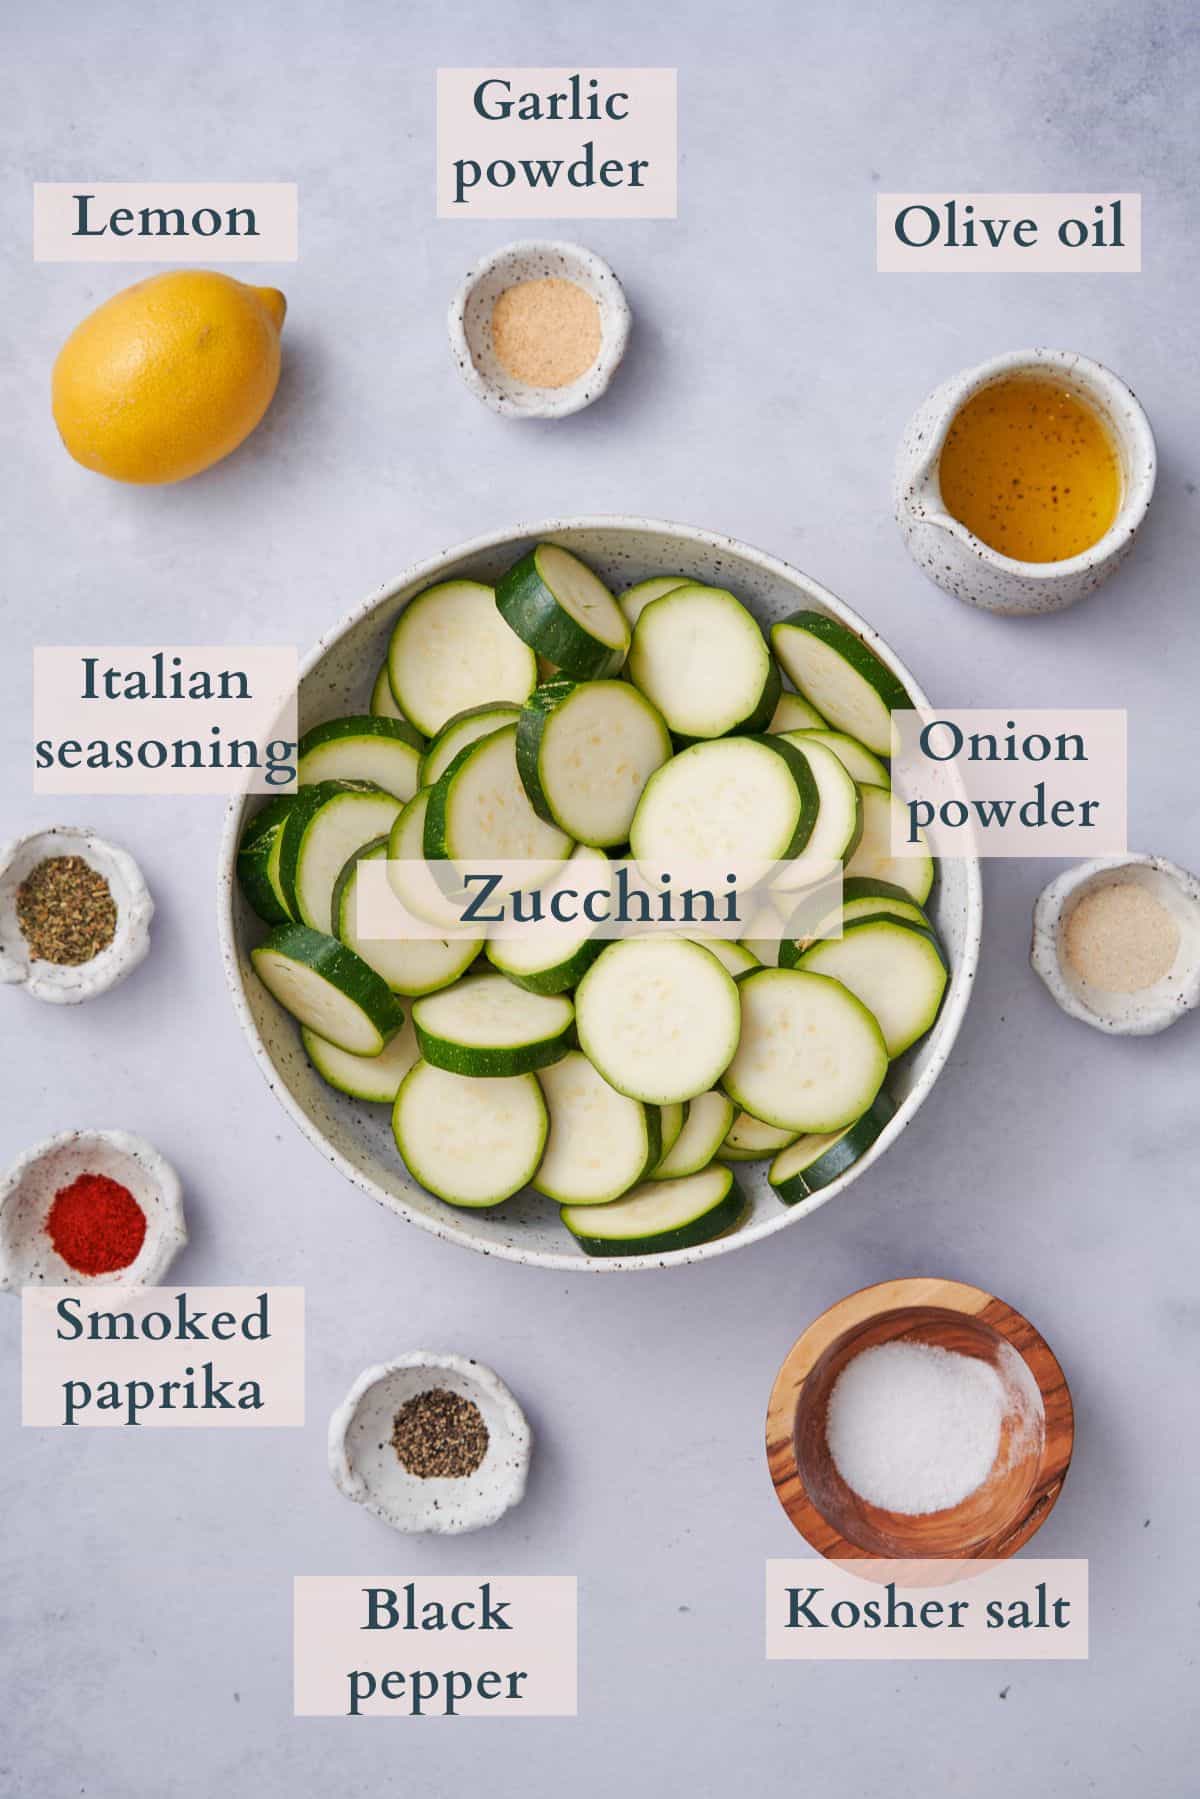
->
[52,270,287,485]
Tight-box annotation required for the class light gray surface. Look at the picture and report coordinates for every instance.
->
[2,2,1198,1794]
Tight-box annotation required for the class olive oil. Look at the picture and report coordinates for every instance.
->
[938,377,1120,563]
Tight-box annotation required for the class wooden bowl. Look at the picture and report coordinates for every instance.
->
[766,1278,1073,1560]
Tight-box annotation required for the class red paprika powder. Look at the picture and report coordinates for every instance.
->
[45,1172,147,1275]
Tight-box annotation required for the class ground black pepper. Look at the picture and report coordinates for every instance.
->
[391,1387,490,1479]
[15,856,117,965]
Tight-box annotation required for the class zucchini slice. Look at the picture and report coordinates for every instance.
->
[299,714,424,802]
[629,734,817,866]
[795,918,947,1058]
[392,1060,547,1208]
[496,543,630,679]
[575,938,740,1105]
[533,1050,661,1205]
[411,974,574,1076]
[785,878,929,953]
[618,575,688,629]
[562,1163,745,1257]
[771,612,910,757]
[790,728,890,788]
[485,844,608,993]
[251,924,406,1055]
[279,781,403,934]
[302,1015,420,1104]
[370,659,408,723]
[719,1109,798,1161]
[844,784,934,905]
[768,690,828,734]
[517,677,671,847]
[424,725,573,872]
[685,937,760,977]
[722,966,888,1133]
[627,584,780,739]
[655,1090,734,1179]
[769,1090,896,1204]
[659,1100,687,1160]
[772,735,863,891]
[421,703,521,789]
[236,795,295,924]
[385,788,470,932]
[336,839,480,996]
[387,579,536,737]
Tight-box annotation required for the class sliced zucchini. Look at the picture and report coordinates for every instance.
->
[421,703,521,789]
[783,877,930,955]
[791,728,890,788]
[769,689,828,734]
[299,714,424,802]
[844,784,934,905]
[385,788,470,931]
[336,839,480,996]
[627,584,780,740]
[574,938,740,1104]
[370,660,409,723]
[533,1050,661,1205]
[411,974,573,1076]
[769,1090,896,1204]
[251,924,406,1055]
[424,725,573,873]
[486,844,607,993]
[618,575,688,629]
[771,612,910,757]
[302,1015,420,1103]
[719,1109,798,1161]
[685,937,760,977]
[562,1163,745,1258]
[393,1060,546,1208]
[496,543,629,679]
[722,967,888,1133]
[516,678,671,847]
[236,795,295,924]
[387,579,536,737]
[772,735,863,891]
[655,1090,734,1178]
[629,734,817,867]
[795,918,947,1058]
[279,781,403,933]
[659,1100,687,1160]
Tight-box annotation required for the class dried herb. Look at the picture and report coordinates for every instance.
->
[391,1387,489,1479]
[15,856,117,965]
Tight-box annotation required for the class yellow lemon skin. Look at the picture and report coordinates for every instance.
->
[52,271,287,485]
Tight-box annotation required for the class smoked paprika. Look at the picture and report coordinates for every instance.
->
[45,1172,147,1275]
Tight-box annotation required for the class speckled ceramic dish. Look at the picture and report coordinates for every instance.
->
[218,518,982,1272]
[0,826,152,1004]
[329,1352,531,1535]
[1031,854,1200,1035]
[894,348,1156,614]
[448,240,631,419]
[0,1128,186,1293]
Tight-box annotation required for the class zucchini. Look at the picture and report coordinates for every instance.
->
[387,579,536,737]
[236,795,295,924]
[772,735,863,891]
[302,1015,420,1103]
[719,1109,798,1161]
[392,1060,547,1208]
[629,734,818,867]
[299,714,424,802]
[618,575,688,629]
[721,966,888,1133]
[533,1050,662,1205]
[385,787,470,932]
[768,690,827,734]
[795,918,947,1058]
[769,1090,896,1204]
[486,844,607,993]
[659,1100,687,1160]
[790,728,890,789]
[516,678,671,847]
[562,1163,745,1257]
[496,543,630,679]
[278,780,402,934]
[424,725,573,871]
[781,878,929,957]
[251,924,406,1055]
[574,938,740,1104]
[654,1090,734,1178]
[336,839,480,996]
[685,937,760,977]
[627,584,780,740]
[771,612,910,757]
[370,659,408,723]
[844,784,934,905]
[422,703,521,789]
[411,974,574,1076]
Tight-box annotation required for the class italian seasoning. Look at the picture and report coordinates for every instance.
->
[391,1387,490,1479]
[16,856,117,965]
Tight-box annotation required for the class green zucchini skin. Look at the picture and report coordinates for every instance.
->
[411,1022,573,1078]
[236,795,296,924]
[300,712,425,759]
[496,548,629,679]
[747,733,821,858]
[486,935,603,995]
[422,742,473,862]
[421,703,521,788]
[773,611,911,713]
[251,923,407,1050]
[562,1167,746,1257]
[769,1090,896,1204]
[515,677,576,824]
[276,780,373,921]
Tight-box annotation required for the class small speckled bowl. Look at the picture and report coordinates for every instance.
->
[0,827,153,1004]
[329,1353,531,1535]
[448,239,631,419]
[0,1128,187,1293]
[1031,854,1200,1035]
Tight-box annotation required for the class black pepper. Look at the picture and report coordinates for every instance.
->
[391,1387,489,1479]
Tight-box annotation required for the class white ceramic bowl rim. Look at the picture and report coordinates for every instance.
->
[218,515,983,1273]
[912,346,1157,580]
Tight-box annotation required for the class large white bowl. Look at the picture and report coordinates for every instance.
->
[218,518,982,1273]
